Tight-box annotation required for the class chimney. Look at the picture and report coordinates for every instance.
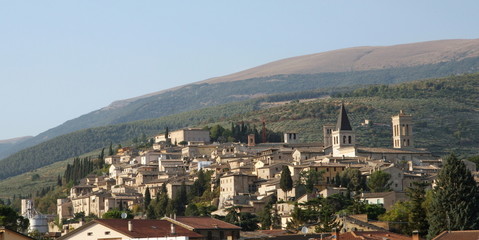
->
[128,221,132,232]
[332,228,340,239]
[412,230,420,240]
[170,223,176,235]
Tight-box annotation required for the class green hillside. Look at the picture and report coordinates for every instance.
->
[0,73,477,183]
[3,56,479,160]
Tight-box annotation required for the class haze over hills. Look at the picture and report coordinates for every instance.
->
[2,38,479,160]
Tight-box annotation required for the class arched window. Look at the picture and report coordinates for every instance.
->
[348,136,352,144]
[343,136,346,144]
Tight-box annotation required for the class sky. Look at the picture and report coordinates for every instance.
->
[1,1,479,140]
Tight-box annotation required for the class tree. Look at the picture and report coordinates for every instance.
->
[367,170,392,192]
[297,169,323,193]
[144,187,151,211]
[155,183,169,218]
[339,168,367,192]
[315,203,341,233]
[0,204,29,232]
[427,154,479,239]
[175,181,188,216]
[185,204,200,216]
[98,148,105,161]
[108,142,114,156]
[102,209,133,219]
[224,206,258,231]
[407,182,429,237]
[258,197,280,230]
[379,201,411,235]
[280,166,293,200]
[190,169,208,198]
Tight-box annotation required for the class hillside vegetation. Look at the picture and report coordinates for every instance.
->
[2,43,479,160]
[0,73,477,182]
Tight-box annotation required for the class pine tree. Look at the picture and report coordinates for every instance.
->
[427,154,479,239]
[280,166,293,200]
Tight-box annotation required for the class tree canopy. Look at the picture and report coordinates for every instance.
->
[427,154,479,239]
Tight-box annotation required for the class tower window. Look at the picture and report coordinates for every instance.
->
[343,136,346,144]
[348,136,352,144]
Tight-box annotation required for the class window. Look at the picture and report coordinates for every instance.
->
[348,136,352,144]
[105,231,110,235]
[87,232,93,236]
[343,136,346,144]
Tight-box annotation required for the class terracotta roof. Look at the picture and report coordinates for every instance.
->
[432,230,479,240]
[0,226,35,239]
[164,216,242,230]
[357,147,430,154]
[58,219,203,239]
[325,231,411,240]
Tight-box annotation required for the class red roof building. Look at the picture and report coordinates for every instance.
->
[163,216,241,240]
[57,219,204,240]
[432,230,479,240]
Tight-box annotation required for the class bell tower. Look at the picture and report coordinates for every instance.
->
[392,110,414,148]
[332,103,356,157]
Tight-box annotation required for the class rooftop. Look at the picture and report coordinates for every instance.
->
[432,230,479,240]
[163,216,242,230]
[58,219,204,240]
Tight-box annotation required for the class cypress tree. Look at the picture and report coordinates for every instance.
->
[280,166,293,200]
[144,187,151,210]
[427,154,479,239]
[108,142,114,156]
[57,175,62,186]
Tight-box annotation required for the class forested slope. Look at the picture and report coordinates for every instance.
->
[0,73,478,181]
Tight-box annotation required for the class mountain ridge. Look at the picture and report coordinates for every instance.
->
[2,38,479,160]
[106,38,479,107]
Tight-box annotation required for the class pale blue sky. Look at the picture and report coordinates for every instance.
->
[1,1,478,140]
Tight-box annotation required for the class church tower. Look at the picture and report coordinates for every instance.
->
[323,124,335,147]
[332,103,356,157]
[392,110,414,148]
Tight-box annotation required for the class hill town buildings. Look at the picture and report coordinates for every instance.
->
[53,103,462,238]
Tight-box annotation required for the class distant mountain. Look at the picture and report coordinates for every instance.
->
[2,38,479,160]
[201,39,479,83]
[0,136,32,144]
[0,73,477,182]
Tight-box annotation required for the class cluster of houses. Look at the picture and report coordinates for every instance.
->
[50,104,478,239]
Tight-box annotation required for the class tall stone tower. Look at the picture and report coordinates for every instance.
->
[392,110,414,148]
[332,103,356,157]
[323,124,335,147]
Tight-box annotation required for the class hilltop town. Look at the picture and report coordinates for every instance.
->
[10,103,464,240]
